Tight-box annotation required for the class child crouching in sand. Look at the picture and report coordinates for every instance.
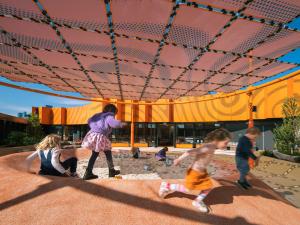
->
[159,128,231,213]
[26,134,78,177]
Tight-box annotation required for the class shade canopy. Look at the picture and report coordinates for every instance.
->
[0,0,299,101]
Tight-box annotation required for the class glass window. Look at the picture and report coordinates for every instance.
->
[111,123,130,143]
[135,123,146,143]
[176,123,194,144]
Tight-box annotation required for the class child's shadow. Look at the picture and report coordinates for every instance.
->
[165,192,196,200]
[205,178,286,206]
[165,178,288,207]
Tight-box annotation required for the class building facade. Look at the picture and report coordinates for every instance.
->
[34,71,300,150]
[0,113,28,145]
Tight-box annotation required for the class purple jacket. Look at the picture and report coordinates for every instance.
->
[88,112,122,136]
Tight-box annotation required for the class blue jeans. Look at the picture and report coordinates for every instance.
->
[235,156,250,182]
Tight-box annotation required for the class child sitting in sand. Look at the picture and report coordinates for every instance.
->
[155,147,168,161]
[159,128,231,213]
[131,147,140,159]
[26,134,78,177]
[81,104,125,180]
[236,127,261,189]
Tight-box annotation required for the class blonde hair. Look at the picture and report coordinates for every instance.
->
[35,134,61,150]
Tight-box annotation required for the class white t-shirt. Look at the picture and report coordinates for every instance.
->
[26,148,66,174]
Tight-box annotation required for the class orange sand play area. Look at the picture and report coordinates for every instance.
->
[1,150,300,225]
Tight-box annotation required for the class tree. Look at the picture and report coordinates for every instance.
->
[274,97,300,155]
[24,114,44,145]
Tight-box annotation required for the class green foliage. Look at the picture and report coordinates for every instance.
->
[22,136,39,146]
[274,97,300,155]
[6,114,44,147]
[262,150,274,157]
[26,114,44,143]
[7,131,27,146]
[27,114,40,127]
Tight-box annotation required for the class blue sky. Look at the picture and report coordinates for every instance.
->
[0,79,91,116]
[0,18,299,116]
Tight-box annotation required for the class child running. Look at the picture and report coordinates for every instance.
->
[82,104,125,180]
[159,128,231,213]
[236,127,261,189]
[26,134,78,177]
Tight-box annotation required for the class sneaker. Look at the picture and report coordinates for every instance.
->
[244,180,252,188]
[237,180,249,190]
[71,172,79,178]
[109,168,120,177]
[192,200,209,213]
[83,170,98,180]
[158,182,172,198]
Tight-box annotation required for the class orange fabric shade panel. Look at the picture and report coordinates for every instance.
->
[0,0,299,102]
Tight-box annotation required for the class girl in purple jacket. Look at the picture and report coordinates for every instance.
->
[82,104,124,180]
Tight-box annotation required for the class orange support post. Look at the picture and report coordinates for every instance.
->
[248,92,254,128]
[168,99,174,122]
[130,103,135,147]
[248,51,254,128]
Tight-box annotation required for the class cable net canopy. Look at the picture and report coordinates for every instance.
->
[0,0,299,101]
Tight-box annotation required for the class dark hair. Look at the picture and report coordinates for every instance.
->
[204,128,231,143]
[103,104,118,115]
[246,127,261,135]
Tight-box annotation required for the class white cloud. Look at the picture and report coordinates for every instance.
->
[0,104,31,116]
[45,97,90,106]
[57,98,90,105]
[1,104,31,112]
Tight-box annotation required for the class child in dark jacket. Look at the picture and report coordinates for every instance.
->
[236,127,261,189]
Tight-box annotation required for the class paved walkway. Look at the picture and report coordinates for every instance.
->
[0,151,300,225]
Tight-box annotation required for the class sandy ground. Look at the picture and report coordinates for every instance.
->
[77,151,235,180]
[1,150,300,225]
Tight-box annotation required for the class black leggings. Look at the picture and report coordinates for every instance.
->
[86,150,114,172]
[39,157,78,176]
[61,157,78,173]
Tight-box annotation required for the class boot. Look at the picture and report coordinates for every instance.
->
[109,168,120,177]
[83,151,99,180]
[83,169,98,180]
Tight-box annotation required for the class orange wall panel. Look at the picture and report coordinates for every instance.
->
[124,101,132,122]
[252,88,265,119]
[52,108,61,125]
[39,72,300,125]
[137,104,146,122]
[40,107,52,125]
[152,100,169,122]
[294,78,300,101]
